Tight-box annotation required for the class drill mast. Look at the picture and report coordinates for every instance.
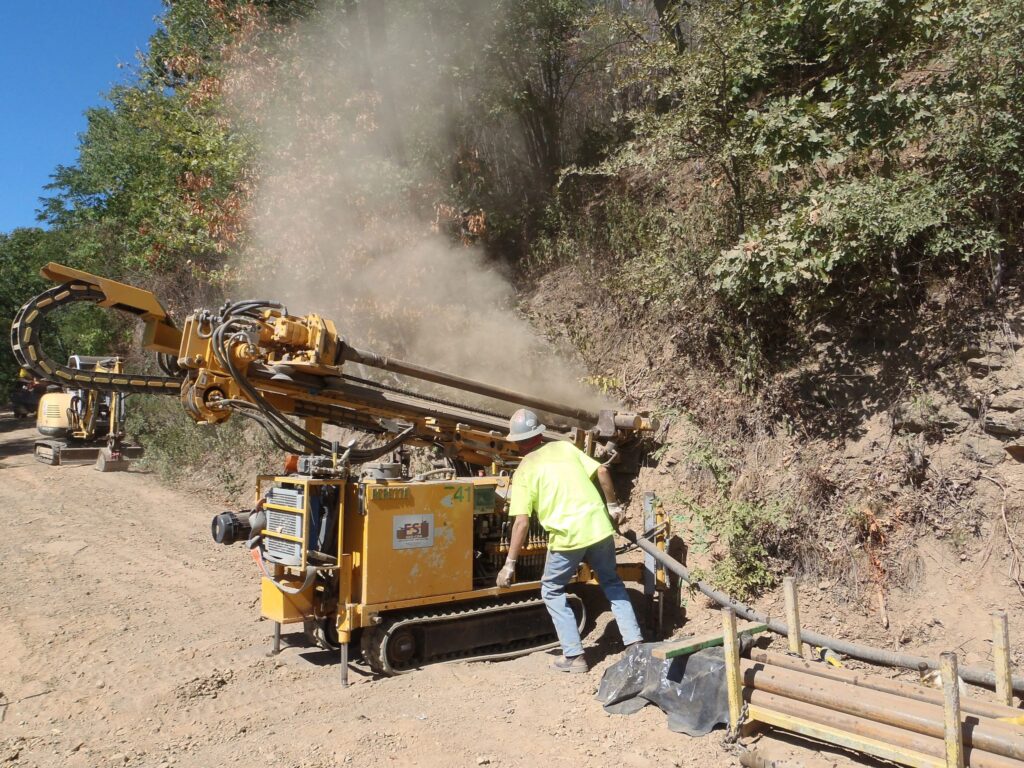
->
[12,263,653,469]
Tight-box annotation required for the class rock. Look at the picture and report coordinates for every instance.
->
[1004,442,1024,461]
[894,401,970,434]
[818,580,831,590]
[959,343,984,360]
[476,757,492,766]
[991,390,1024,411]
[935,405,971,431]
[961,436,1006,465]
[810,323,834,342]
[984,412,1022,437]
[968,356,1005,372]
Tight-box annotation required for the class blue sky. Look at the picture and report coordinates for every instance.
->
[0,2,164,233]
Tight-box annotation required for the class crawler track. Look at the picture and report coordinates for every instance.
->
[360,593,586,675]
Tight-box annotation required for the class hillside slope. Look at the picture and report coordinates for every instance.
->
[526,263,1024,637]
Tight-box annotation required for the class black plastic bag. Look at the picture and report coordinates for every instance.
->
[595,642,742,736]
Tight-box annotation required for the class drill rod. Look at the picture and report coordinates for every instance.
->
[341,344,600,423]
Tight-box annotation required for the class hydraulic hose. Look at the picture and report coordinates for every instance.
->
[249,544,318,595]
[628,533,1024,695]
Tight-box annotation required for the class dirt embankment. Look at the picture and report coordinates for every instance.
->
[0,418,726,768]
[527,267,1024,636]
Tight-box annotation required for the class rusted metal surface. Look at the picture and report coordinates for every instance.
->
[751,650,1023,722]
[942,653,966,768]
[740,659,1024,761]
[745,690,1023,768]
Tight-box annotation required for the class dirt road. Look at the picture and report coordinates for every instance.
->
[0,417,730,768]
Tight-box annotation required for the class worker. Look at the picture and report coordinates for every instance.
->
[497,408,643,673]
[11,368,45,418]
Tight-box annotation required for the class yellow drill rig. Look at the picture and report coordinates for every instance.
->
[34,355,144,471]
[12,263,669,683]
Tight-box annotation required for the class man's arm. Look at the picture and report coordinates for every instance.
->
[497,514,530,588]
[506,514,531,563]
[595,465,627,528]
[595,465,618,505]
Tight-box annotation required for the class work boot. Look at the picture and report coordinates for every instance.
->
[550,654,588,673]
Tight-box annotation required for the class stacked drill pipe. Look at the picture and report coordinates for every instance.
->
[631,533,1024,695]
[719,609,1024,768]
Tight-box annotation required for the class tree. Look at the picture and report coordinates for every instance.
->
[0,228,114,400]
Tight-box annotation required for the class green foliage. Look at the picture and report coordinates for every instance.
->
[706,500,786,597]
[675,497,788,598]
[42,0,256,281]
[0,229,115,401]
[44,83,252,278]
[714,173,947,316]
[686,439,734,495]
[125,396,276,501]
[5,0,1023,485]
[563,0,1024,382]
[665,440,794,597]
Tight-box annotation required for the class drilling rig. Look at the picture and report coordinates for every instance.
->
[12,263,668,683]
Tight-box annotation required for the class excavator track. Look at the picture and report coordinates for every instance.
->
[10,281,182,396]
[360,593,586,675]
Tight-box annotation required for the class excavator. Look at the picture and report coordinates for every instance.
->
[11,263,669,684]
[34,355,143,470]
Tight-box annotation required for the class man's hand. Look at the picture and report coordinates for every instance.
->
[607,502,628,527]
[496,559,516,588]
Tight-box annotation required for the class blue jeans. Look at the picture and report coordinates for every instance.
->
[541,535,643,658]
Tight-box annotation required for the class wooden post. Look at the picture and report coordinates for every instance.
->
[722,607,744,731]
[783,576,802,657]
[940,652,964,768]
[992,610,1013,707]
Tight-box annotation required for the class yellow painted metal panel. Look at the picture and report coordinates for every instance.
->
[260,576,313,624]
[362,481,473,604]
[264,502,304,513]
[262,531,303,544]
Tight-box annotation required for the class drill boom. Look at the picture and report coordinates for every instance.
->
[12,263,654,466]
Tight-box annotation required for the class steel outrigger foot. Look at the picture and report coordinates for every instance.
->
[340,642,349,687]
[268,621,281,656]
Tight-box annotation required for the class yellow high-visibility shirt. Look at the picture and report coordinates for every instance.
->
[507,440,613,551]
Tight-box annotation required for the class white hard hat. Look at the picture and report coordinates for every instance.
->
[507,408,546,442]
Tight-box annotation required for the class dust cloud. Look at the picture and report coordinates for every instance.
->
[225,2,609,420]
